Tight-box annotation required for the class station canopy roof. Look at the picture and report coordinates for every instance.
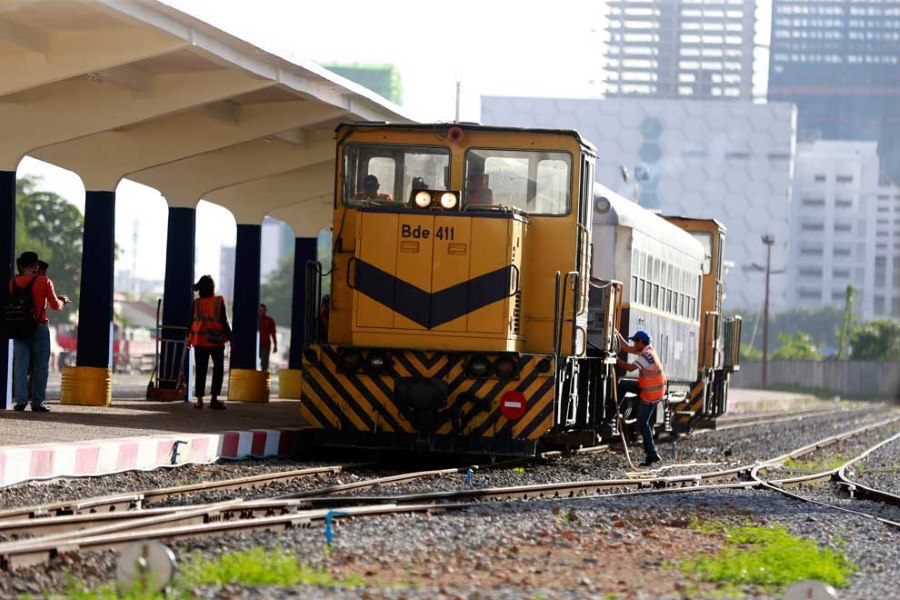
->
[0,0,413,235]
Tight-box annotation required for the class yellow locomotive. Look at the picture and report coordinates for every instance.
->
[300,122,740,455]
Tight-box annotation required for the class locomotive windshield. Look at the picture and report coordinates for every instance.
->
[343,143,450,207]
[465,149,571,215]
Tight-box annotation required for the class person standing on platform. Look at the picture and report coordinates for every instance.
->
[9,252,69,413]
[258,303,277,371]
[187,275,232,410]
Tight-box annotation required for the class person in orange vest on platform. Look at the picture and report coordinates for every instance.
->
[616,330,667,467]
[187,275,232,410]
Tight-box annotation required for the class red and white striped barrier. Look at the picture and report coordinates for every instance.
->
[0,428,304,488]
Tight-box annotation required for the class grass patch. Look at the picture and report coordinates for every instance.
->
[59,547,370,599]
[180,547,365,587]
[512,467,526,474]
[680,524,856,592]
[60,579,180,600]
[784,455,854,472]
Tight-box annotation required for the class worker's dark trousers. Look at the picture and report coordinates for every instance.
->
[194,345,225,399]
[617,379,661,460]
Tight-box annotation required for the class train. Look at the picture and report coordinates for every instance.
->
[298,122,741,456]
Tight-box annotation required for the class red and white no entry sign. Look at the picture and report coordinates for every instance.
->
[500,390,527,420]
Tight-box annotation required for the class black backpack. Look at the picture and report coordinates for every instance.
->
[3,276,38,340]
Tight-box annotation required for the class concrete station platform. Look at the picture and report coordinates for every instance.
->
[0,385,833,489]
[0,394,305,489]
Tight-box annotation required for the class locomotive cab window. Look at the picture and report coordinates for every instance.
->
[343,143,450,207]
[464,149,571,215]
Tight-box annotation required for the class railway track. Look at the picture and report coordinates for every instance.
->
[751,429,900,528]
[704,406,871,431]
[0,464,354,521]
[1,413,898,570]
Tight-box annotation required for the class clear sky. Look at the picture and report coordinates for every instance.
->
[18,0,770,283]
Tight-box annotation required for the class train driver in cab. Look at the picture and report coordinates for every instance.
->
[355,174,393,202]
[616,330,667,467]
[465,168,493,205]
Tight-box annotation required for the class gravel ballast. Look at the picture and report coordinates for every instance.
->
[1,404,898,598]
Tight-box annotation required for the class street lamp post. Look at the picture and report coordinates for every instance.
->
[761,234,775,389]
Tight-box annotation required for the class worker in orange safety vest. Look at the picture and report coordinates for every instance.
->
[616,329,667,466]
[187,275,232,410]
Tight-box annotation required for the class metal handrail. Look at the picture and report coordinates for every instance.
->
[553,270,580,359]
[304,260,323,347]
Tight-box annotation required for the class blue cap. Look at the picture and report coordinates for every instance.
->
[628,330,651,344]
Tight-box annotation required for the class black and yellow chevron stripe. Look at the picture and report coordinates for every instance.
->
[300,345,556,442]
[674,379,707,429]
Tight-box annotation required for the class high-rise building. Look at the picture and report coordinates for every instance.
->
[768,0,900,183]
[324,63,403,105]
[871,183,900,319]
[789,142,878,318]
[603,0,755,100]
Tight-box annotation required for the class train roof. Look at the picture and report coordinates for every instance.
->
[593,183,705,259]
[336,121,598,156]
[661,213,727,233]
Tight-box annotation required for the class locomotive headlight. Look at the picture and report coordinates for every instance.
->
[466,355,491,378]
[366,350,389,373]
[439,192,458,209]
[414,191,432,208]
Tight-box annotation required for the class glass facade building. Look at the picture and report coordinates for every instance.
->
[768,0,900,183]
[603,0,755,99]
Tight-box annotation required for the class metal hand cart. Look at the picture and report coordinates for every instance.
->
[146,299,189,402]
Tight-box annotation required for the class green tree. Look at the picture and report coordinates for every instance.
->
[15,177,84,311]
[740,344,762,361]
[849,319,900,361]
[772,332,822,360]
[260,255,294,328]
[734,306,843,356]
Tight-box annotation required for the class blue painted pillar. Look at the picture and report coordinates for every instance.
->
[76,191,116,368]
[0,171,16,409]
[230,223,261,370]
[289,237,317,369]
[160,207,195,389]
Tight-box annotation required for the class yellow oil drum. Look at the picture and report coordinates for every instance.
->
[278,368,302,399]
[228,368,270,402]
[60,366,112,406]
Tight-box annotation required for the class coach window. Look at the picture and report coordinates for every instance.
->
[631,249,639,301]
[653,258,662,309]
[666,264,674,313]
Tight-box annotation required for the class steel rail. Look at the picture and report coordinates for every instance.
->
[0,497,319,538]
[0,464,353,521]
[298,414,900,508]
[0,502,457,571]
[709,407,870,431]
[837,431,900,506]
[750,429,900,529]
